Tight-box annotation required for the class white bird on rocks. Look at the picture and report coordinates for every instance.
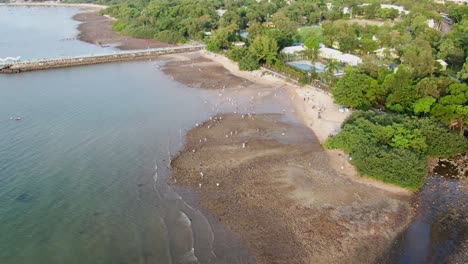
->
[200,172,204,177]
[192,149,196,153]
[199,183,202,188]
[242,143,246,148]
[216,183,220,187]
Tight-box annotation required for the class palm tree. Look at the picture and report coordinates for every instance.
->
[325,59,340,75]
[324,59,340,84]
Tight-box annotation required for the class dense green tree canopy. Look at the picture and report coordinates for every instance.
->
[325,111,467,189]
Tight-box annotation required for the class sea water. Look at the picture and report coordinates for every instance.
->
[0,6,216,263]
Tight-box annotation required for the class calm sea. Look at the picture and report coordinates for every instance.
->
[0,6,219,264]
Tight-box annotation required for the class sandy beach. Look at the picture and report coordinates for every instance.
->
[160,51,415,263]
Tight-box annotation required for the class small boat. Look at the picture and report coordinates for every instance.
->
[15,117,21,121]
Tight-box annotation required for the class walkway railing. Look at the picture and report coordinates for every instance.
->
[0,45,206,67]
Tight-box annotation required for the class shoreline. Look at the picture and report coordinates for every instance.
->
[199,50,413,195]
[162,51,415,263]
[73,10,174,50]
[0,2,106,10]
[68,6,416,261]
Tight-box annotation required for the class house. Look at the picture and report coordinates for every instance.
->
[338,54,363,66]
[380,4,410,15]
[374,48,399,59]
[233,41,246,47]
[436,59,448,70]
[216,9,227,17]
[447,0,467,5]
[427,19,438,29]
[281,45,306,54]
[318,46,343,60]
[262,21,276,28]
[318,46,362,66]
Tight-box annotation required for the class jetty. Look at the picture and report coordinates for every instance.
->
[0,45,205,73]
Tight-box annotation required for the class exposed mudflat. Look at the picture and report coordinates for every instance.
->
[171,113,412,263]
[74,11,173,50]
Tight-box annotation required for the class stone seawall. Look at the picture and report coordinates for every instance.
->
[0,45,205,73]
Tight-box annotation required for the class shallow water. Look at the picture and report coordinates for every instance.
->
[390,165,468,263]
[0,6,105,60]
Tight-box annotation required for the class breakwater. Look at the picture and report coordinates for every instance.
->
[0,45,205,73]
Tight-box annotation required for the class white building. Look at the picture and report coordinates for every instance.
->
[338,54,363,66]
[380,4,410,15]
[318,46,343,60]
[436,59,448,70]
[216,9,227,17]
[233,41,246,47]
[281,45,306,55]
[318,46,362,66]
[374,48,399,59]
[446,0,468,5]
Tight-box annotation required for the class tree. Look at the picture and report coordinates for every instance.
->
[304,33,320,51]
[206,24,239,52]
[401,39,436,78]
[431,83,468,134]
[239,53,260,71]
[413,97,436,115]
[383,65,416,112]
[359,38,379,54]
[449,5,468,24]
[227,47,248,62]
[377,8,399,21]
[415,77,441,98]
[332,72,379,109]
[249,35,279,65]
[458,57,468,83]
[304,33,320,61]
[438,39,465,68]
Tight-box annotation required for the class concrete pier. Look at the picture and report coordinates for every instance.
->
[0,45,205,73]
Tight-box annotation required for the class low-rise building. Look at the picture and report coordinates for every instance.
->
[436,59,448,70]
[281,45,306,54]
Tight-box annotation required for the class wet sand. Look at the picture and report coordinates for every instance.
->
[162,52,414,263]
[74,11,173,50]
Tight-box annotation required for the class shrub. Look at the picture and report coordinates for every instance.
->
[325,111,468,189]
[239,53,260,71]
[227,47,249,62]
[154,30,185,44]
